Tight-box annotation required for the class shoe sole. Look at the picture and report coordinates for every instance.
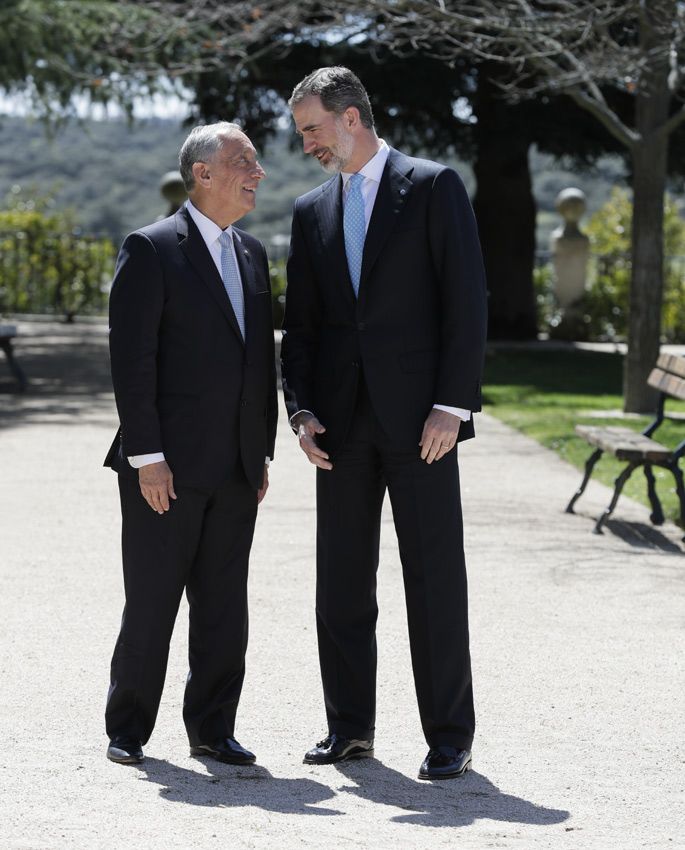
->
[107,753,143,765]
[303,748,375,765]
[417,756,472,781]
[189,746,256,765]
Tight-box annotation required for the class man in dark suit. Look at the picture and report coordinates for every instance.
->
[104,122,277,766]
[281,68,487,780]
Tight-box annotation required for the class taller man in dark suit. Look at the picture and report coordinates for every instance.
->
[104,122,277,766]
[281,68,487,780]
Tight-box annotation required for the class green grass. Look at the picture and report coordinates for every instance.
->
[483,348,685,523]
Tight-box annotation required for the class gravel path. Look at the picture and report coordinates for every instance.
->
[0,321,683,849]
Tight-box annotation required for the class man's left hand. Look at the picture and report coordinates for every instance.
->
[257,464,269,504]
[419,409,461,464]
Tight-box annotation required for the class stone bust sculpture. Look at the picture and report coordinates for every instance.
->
[550,188,590,308]
[159,170,188,218]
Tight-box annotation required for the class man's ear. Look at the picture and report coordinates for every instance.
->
[343,106,360,130]
[192,161,211,186]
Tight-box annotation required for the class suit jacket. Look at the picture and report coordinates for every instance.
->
[281,147,487,454]
[104,207,278,491]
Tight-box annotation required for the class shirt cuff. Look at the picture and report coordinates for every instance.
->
[289,409,315,430]
[433,404,471,422]
[264,457,271,467]
[128,452,165,468]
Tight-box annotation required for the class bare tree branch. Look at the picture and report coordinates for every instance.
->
[566,88,640,148]
[657,102,685,139]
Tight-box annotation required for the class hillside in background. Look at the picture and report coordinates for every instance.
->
[0,114,634,254]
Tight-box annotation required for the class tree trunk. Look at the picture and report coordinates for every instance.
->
[473,67,537,340]
[625,137,668,411]
[623,13,672,412]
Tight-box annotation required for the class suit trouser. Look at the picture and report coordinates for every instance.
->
[315,380,475,750]
[105,470,257,747]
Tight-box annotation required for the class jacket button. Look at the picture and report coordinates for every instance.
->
[352,360,359,368]
[240,399,247,407]
[357,322,366,331]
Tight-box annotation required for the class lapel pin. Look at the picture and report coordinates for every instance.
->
[399,188,407,195]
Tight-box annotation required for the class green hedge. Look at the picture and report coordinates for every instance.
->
[0,197,288,328]
[0,200,114,321]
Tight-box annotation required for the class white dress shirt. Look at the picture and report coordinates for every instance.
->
[129,200,270,470]
[291,140,471,426]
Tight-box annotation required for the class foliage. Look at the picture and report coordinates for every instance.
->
[0,192,114,320]
[537,188,685,342]
[0,0,206,122]
[583,187,633,339]
[587,189,685,341]
[533,263,556,333]
[484,348,685,525]
[0,187,290,326]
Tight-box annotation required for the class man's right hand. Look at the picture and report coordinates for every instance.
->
[293,412,333,470]
[139,460,177,513]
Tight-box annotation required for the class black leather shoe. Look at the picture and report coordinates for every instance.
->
[418,746,472,780]
[106,738,144,765]
[303,733,374,765]
[190,737,256,765]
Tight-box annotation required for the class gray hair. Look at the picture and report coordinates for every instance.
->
[289,66,375,129]
[178,122,243,191]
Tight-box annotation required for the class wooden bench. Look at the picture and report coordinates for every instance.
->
[0,324,27,392]
[565,352,685,538]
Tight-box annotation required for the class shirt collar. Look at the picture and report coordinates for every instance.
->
[341,139,389,187]
[186,199,240,245]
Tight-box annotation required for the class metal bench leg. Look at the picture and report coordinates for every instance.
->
[566,448,603,514]
[643,462,664,525]
[594,461,640,534]
[665,460,685,542]
[0,338,27,392]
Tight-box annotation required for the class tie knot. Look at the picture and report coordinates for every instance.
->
[219,229,232,248]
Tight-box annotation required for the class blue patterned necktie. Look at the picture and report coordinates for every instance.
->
[343,172,366,297]
[219,229,245,339]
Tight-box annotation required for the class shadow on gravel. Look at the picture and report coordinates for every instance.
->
[602,519,684,553]
[335,760,570,828]
[137,757,343,816]
[134,757,570,825]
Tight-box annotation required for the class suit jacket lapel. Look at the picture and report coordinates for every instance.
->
[176,207,245,345]
[358,149,414,304]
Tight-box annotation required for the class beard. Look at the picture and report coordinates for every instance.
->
[318,121,355,174]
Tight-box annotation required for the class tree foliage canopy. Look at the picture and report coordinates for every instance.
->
[0,0,210,118]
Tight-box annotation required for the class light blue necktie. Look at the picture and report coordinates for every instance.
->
[219,229,245,339]
[344,172,366,297]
